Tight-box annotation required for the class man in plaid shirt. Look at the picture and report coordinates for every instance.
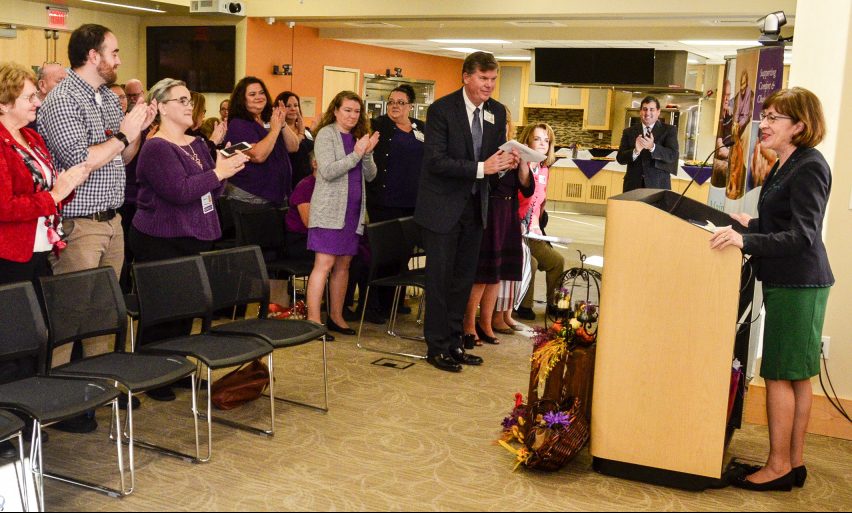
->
[38,24,155,391]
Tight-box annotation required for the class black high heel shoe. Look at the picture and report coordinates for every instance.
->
[793,465,807,487]
[463,334,478,350]
[326,319,356,336]
[731,469,795,491]
[475,323,499,345]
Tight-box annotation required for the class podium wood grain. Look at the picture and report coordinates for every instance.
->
[590,198,741,478]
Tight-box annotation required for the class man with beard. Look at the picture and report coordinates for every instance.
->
[37,24,155,429]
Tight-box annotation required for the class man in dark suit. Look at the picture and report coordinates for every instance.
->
[616,96,680,192]
[414,52,519,372]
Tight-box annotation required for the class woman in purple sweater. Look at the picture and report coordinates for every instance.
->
[131,78,248,262]
[130,79,248,400]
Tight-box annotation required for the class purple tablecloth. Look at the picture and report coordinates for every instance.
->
[572,159,610,179]
[681,165,712,186]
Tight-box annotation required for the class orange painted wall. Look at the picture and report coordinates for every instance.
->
[245,19,463,123]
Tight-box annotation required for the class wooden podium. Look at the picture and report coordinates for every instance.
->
[590,189,743,490]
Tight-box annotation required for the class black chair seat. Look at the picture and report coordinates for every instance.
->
[371,270,425,289]
[141,334,272,369]
[211,318,327,348]
[52,353,196,392]
[0,410,24,439]
[266,258,314,277]
[0,377,119,425]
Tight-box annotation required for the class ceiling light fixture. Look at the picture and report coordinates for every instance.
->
[442,47,488,54]
[430,39,510,45]
[82,0,166,13]
[678,40,758,47]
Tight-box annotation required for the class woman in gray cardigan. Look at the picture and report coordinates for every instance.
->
[307,91,379,334]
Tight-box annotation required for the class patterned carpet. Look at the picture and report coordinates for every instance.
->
[2,309,850,512]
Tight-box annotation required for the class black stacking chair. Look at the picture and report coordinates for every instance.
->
[0,410,28,512]
[398,216,427,325]
[201,246,329,412]
[132,255,276,444]
[0,281,123,509]
[356,219,427,359]
[39,268,201,475]
[232,204,314,302]
[213,196,237,250]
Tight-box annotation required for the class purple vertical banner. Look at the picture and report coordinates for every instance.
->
[745,46,784,202]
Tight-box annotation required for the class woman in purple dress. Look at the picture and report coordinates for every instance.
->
[224,77,299,207]
[307,91,379,335]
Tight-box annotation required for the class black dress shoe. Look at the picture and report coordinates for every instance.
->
[731,470,795,491]
[146,386,176,402]
[463,334,477,350]
[173,377,209,389]
[475,323,499,345]
[426,354,462,372]
[515,307,536,321]
[53,413,98,434]
[326,319,356,336]
[118,395,141,410]
[449,347,483,366]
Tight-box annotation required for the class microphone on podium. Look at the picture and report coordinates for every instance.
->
[669,135,735,215]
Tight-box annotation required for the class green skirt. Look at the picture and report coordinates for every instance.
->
[760,286,830,381]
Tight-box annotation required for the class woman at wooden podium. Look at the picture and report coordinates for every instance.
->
[710,87,833,492]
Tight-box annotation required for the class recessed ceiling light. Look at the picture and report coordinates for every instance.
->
[441,47,488,54]
[430,39,510,45]
[678,40,758,46]
[82,0,165,12]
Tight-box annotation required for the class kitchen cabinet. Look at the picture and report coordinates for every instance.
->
[582,88,613,130]
[524,84,583,109]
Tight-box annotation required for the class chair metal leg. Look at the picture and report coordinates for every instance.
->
[264,337,329,413]
[357,286,426,360]
[42,399,130,498]
[120,373,208,464]
[29,422,44,512]
[0,430,29,512]
[198,355,275,437]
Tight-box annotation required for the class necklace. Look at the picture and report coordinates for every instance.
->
[178,141,203,169]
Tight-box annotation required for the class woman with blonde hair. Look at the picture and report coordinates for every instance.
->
[306,91,379,335]
[514,123,564,322]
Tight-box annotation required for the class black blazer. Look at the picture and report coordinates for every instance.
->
[414,89,507,233]
[742,146,834,287]
[616,120,679,190]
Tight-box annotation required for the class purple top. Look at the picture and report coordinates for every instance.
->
[132,137,224,241]
[225,118,292,205]
[286,175,316,235]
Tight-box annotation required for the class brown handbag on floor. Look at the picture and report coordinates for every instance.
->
[210,359,270,410]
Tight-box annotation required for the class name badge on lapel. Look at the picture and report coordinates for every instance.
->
[413,130,425,142]
[201,193,215,214]
[483,110,495,124]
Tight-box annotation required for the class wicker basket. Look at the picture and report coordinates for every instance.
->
[522,397,590,471]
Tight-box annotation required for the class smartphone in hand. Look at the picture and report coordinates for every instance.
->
[219,142,252,157]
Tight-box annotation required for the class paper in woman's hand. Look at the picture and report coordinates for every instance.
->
[499,140,547,163]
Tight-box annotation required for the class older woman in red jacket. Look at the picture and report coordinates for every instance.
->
[0,62,90,287]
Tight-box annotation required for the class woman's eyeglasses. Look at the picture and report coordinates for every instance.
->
[759,112,793,123]
[163,97,194,107]
[386,100,410,107]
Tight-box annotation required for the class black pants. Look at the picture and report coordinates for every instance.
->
[129,227,214,345]
[421,197,483,357]
[117,203,136,293]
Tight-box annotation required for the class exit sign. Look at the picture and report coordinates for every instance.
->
[47,6,68,28]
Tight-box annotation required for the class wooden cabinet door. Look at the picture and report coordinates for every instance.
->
[554,87,582,108]
[495,63,525,124]
[526,83,553,107]
[582,88,613,130]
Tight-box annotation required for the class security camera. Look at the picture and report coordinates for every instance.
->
[225,1,243,14]
[758,11,789,46]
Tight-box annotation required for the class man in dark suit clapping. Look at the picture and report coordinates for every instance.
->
[616,95,679,192]
[414,52,520,372]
